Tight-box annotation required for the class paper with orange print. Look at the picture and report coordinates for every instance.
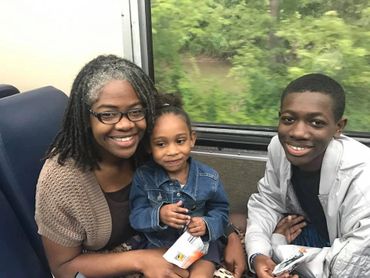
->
[163,230,209,269]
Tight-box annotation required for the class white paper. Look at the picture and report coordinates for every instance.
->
[273,244,329,277]
[163,231,209,269]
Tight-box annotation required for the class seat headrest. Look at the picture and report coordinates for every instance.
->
[0,84,20,98]
[0,86,68,211]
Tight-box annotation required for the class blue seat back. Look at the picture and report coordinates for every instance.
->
[0,86,68,276]
[0,189,51,277]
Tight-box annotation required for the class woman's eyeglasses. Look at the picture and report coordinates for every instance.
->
[89,108,146,125]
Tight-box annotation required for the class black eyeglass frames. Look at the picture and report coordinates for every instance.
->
[89,108,146,124]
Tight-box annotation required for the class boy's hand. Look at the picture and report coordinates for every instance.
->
[187,217,206,236]
[254,254,299,278]
[254,254,276,278]
[274,215,306,243]
[159,201,190,229]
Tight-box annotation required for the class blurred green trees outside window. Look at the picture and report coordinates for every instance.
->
[151,0,370,132]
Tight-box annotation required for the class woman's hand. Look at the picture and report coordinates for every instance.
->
[159,201,190,229]
[42,237,189,278]
[224,232,246,278]
[274,215,306,243]
[138,248,189,278]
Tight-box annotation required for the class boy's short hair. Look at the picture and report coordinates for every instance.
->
[280,73,345,121]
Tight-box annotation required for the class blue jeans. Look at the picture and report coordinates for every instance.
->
[291,223,330,248]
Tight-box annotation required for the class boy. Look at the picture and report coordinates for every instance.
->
[245,73,370,277]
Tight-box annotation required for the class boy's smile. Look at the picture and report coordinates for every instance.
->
[285,143,313,156]
[278,91,346,171]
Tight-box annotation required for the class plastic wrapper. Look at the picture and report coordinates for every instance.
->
[273,244,329,277]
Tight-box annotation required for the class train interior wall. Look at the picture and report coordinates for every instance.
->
[191,147,267,216]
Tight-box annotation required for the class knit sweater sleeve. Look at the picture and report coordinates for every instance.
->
[35,156,112,250]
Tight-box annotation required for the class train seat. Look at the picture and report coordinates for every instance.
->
[0,86,68,277]
[0,189,51,277]
[0,84,20,98]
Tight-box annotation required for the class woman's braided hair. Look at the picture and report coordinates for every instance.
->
[46,54,158,170]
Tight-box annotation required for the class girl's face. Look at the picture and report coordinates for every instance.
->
[90,79,146,163]
[278,91,346,171]
[150,113,196,181]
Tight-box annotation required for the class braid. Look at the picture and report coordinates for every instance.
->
[46,54,158,170]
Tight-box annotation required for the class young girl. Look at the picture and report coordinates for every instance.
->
[129,93,229,277]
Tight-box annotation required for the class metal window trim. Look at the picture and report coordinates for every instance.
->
[121,0,151,75]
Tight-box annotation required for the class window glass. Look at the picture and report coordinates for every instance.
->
[151,0,370,132]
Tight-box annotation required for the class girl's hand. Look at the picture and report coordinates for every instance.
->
[159,201,190,229]
[187,217,206,236]
[274,215,306,243]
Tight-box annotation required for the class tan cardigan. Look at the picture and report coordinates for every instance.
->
[35,156,111,250]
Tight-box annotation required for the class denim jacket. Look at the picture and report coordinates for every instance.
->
[129,157,229,247]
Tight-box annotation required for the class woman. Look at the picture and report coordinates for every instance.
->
[35,54,245,278]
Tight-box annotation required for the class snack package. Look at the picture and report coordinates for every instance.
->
[163,230,209,269]
[273,247,311,276]
[272,244,329,277]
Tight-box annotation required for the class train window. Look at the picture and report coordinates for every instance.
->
[1,1,369,149]
[150,0,370,140]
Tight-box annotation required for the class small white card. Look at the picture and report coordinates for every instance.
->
[273,244,328,277]
[163,231,209,269]
[272,246,320,276]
